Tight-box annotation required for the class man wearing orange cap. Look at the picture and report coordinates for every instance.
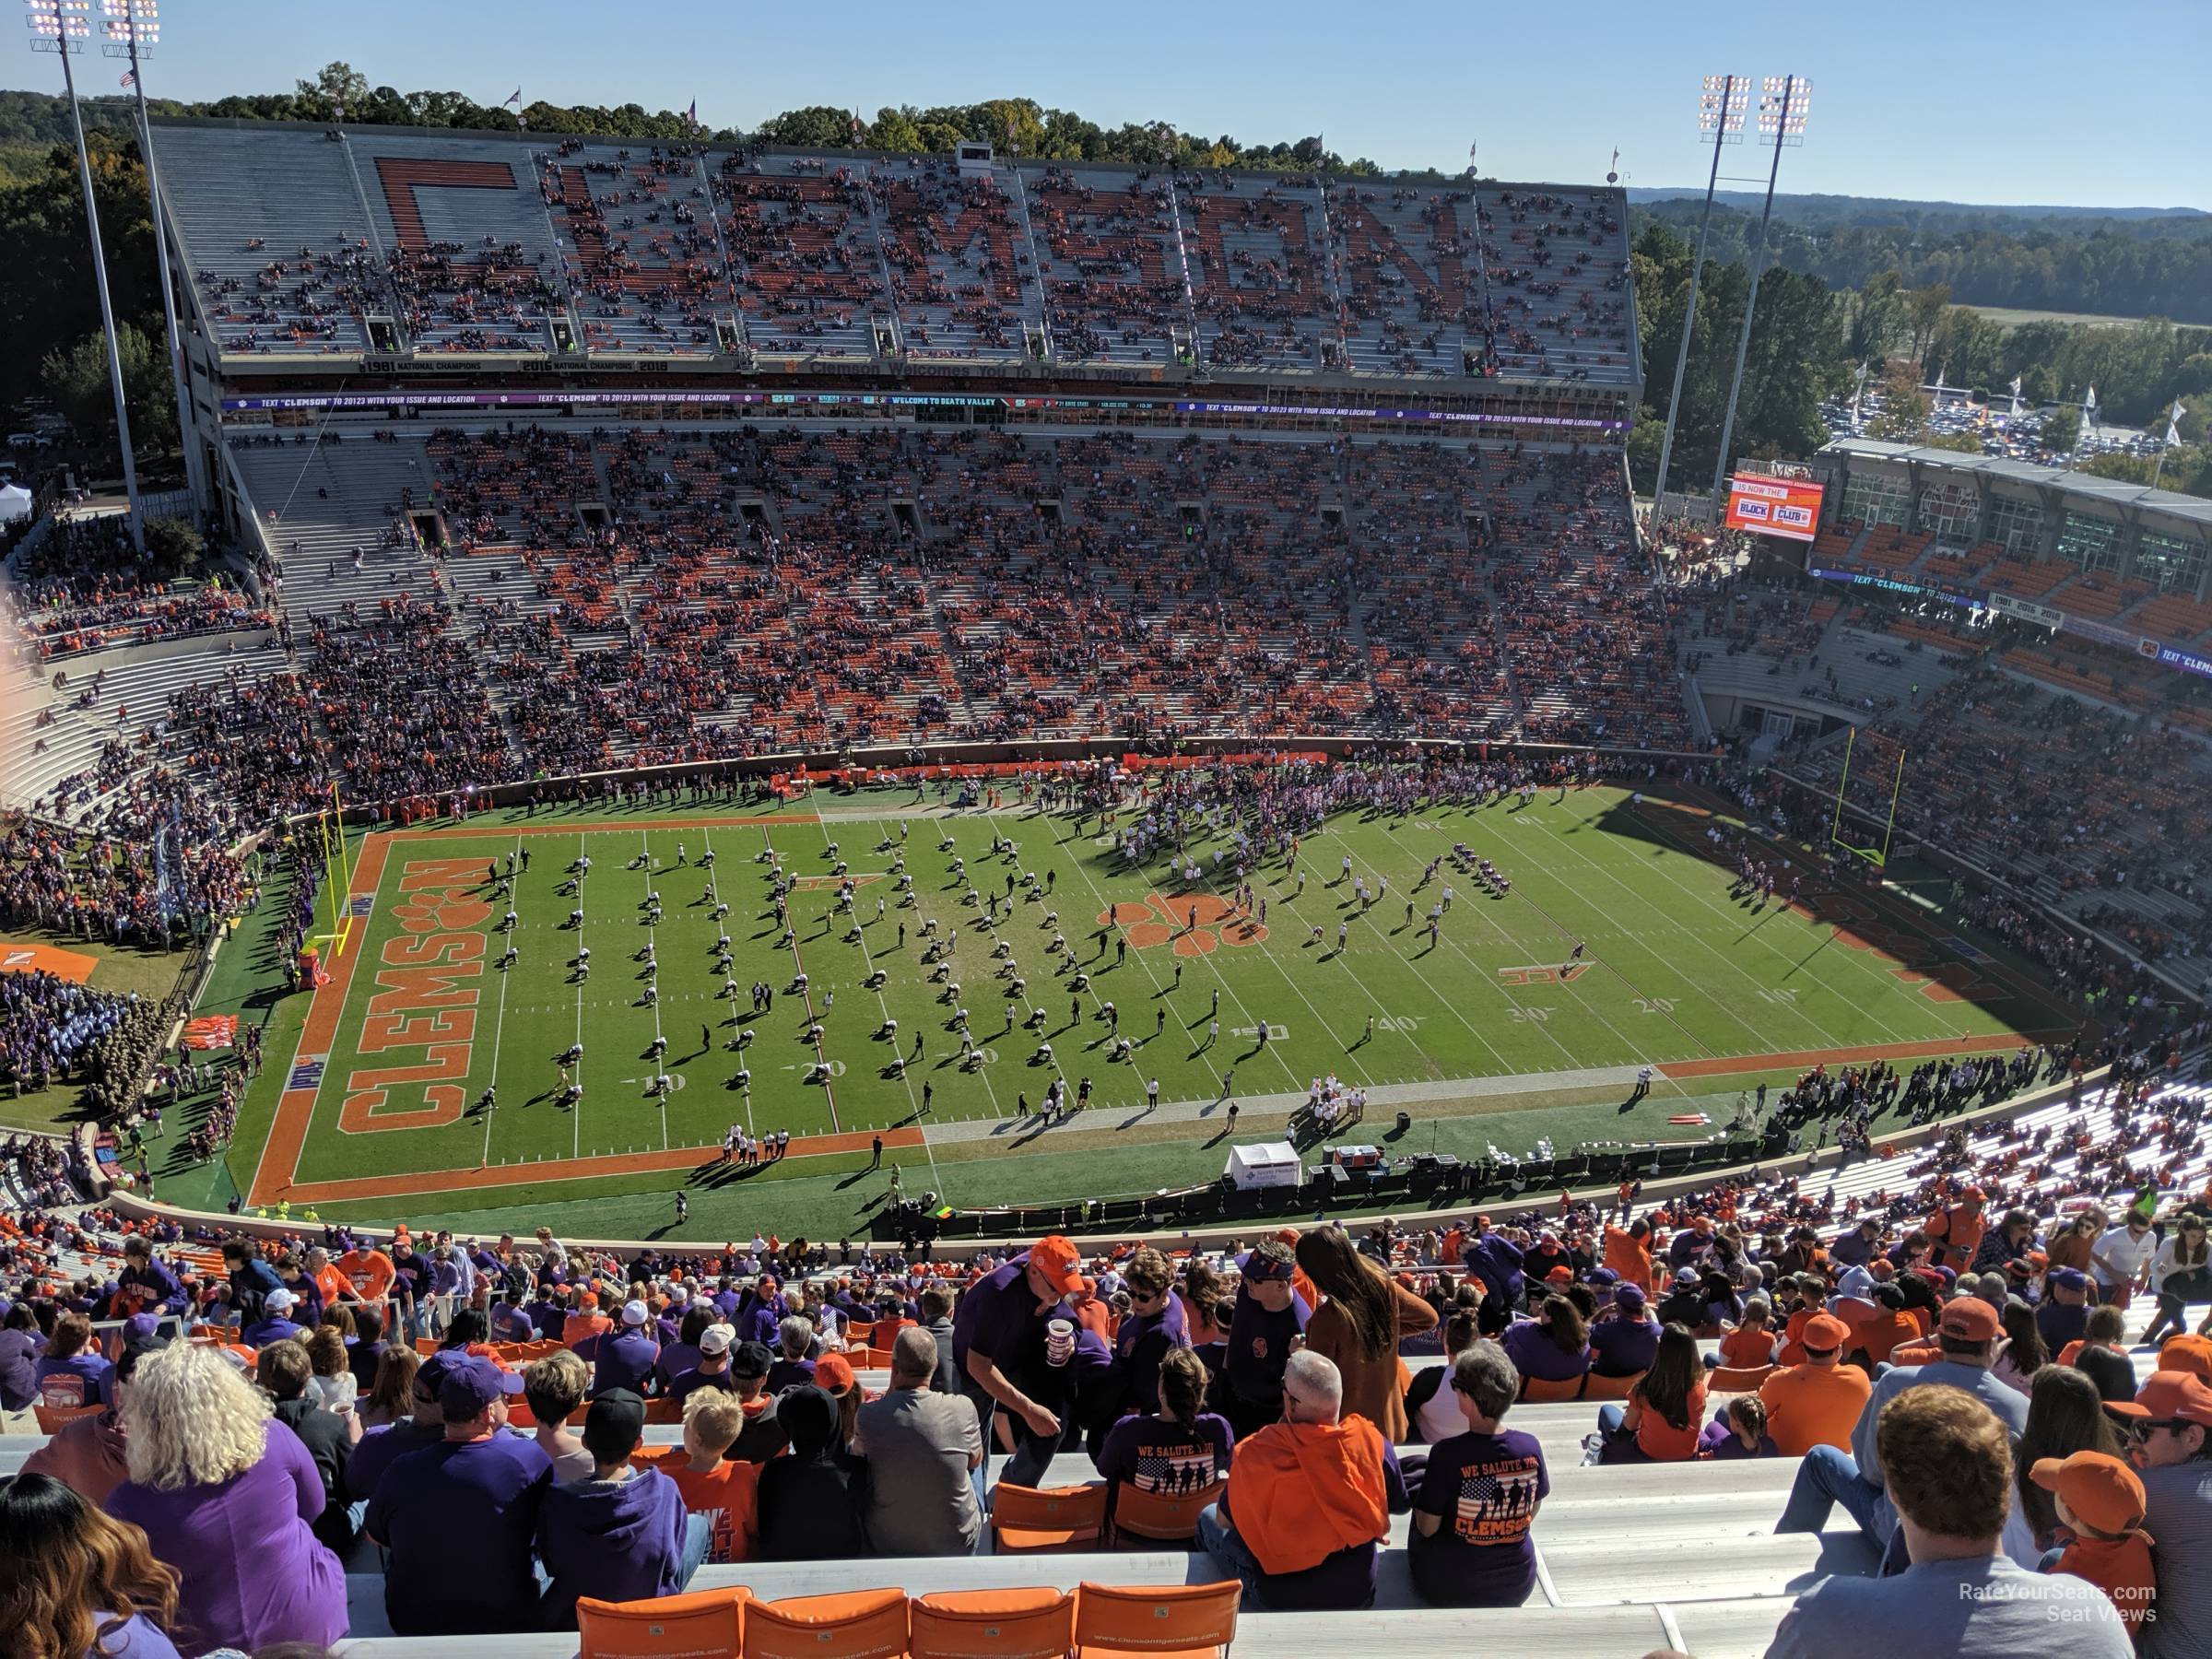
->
[2110,1371,2212,1658]
[949,1235,1091,1485]
[1776,1294,2025,1551]
[2029,1451,2155,1637]
[1759,1312,1872,1457]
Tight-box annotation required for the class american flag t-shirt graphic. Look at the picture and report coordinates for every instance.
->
[1135,1445,1215,1493]
[1455,1456,1540,1543]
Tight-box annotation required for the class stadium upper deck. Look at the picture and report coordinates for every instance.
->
[151,120,1640,393]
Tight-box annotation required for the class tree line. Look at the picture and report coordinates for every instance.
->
[1635,198,2212,325]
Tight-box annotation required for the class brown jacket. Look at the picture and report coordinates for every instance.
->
[1304,1278,1438,1443]
[21,1407,130,1504]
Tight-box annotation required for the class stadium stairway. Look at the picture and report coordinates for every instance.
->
[228,441,453,626]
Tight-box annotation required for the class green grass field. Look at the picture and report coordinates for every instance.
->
[176,783,2074,1241]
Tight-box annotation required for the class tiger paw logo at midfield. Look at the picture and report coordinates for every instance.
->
[392,886,493,935]
[1098,893,1267,957]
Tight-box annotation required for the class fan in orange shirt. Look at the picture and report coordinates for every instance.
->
[634,1390,760,1564]
[1601,1219,1655,1296]
[1758,1313,1872,1455]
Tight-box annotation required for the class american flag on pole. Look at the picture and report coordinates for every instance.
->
[120,70,135,90]
[687,98,699,128]
[504,88,522,106]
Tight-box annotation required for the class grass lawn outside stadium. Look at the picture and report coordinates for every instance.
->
[167,782,2079,1243]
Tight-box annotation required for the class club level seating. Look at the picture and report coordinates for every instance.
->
[155,123,1635,384]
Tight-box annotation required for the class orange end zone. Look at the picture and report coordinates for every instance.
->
[0,940,99,982]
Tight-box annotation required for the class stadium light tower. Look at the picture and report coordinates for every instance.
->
[1710,74,1811,500]
[1647,75,1746,527]
[27,0,144,552]
[102,0,201,514]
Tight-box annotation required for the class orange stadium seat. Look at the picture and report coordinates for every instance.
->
[909,1588,1077,1659]
[579,1586,750,1659]
[991,1482,1109,1554]
[741,1587,909,1659]
[1072,1582,1241,1659]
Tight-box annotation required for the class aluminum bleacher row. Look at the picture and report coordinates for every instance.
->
[152,122,1636,384]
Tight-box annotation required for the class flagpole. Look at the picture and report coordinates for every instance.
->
[2153,399,2183,488]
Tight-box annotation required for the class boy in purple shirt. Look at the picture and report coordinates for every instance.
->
[535,1389,704,1627]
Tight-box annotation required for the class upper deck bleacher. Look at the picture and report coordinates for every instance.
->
[156,120,1638,390]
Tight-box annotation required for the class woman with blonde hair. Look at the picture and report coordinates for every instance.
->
[0,1471,182,1658]
[104,1343,346,1654]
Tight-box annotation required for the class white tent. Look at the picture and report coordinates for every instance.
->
[0,484,31,524]
[1224,1141,1302,1191]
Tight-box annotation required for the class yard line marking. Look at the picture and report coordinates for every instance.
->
[829,817,942,1197]
[479,832,523,1170]
[762,826,841,1135]
[1598,795,1958,1046]
[640,830,670,1152]
[571,833,587,1161]
[1510,799,1883,1048]
[1008,806,1297,1102]
[698,825,756,1144]
[1306,816,1586,1074]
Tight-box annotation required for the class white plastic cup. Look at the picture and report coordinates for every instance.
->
[1046,1318,1075,1366]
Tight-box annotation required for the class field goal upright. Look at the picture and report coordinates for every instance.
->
[305,782,359,959]
[1829,725,1908,868]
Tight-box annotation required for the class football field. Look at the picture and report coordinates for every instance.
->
[220,784,2077,1238]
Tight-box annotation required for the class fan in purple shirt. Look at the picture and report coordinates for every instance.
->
[104,1344,347,1654]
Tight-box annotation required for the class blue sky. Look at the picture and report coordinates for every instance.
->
[12,0,2207,207]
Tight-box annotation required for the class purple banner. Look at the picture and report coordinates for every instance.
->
[220,387,1629,429]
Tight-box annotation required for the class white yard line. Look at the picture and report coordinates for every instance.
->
[640,830,670,1151]
[698,825,757,1143]
[571,832,589,1161]
[826,817,943,1195]
[478,833,523,1168]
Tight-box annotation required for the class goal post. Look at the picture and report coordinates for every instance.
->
[1829,725,1907,868]
[305,782,359,959]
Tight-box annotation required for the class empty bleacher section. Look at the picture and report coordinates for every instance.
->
[155,124,380,356]
[156,122,1637,385]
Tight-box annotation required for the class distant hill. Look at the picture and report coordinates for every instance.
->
[1626,188,2208,226]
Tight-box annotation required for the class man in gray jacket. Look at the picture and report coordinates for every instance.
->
[854,1327,983,1555]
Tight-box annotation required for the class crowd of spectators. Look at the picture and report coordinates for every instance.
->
[0,1027,2204,1650]
[4,517,272,662]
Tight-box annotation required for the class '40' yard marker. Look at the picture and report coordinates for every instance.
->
[1498,962,1594,986]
